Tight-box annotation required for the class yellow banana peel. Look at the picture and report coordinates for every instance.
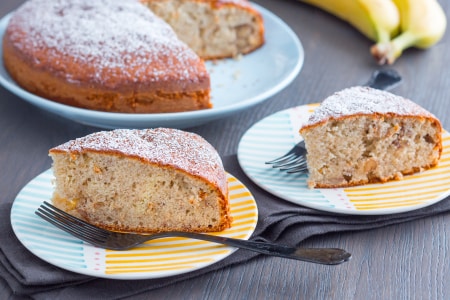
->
[371,0,447,64]
[298,0,447,65]
[299,0,400,43]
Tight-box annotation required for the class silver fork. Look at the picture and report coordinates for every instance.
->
[265,68,402,173]
[265,140,308,173]
[35,201,351,265]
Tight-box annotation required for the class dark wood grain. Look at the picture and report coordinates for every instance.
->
[1,0,449,299]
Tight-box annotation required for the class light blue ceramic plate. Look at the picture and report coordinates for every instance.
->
[0,3,304,129]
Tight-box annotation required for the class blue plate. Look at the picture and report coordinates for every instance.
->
[0,3,304,129]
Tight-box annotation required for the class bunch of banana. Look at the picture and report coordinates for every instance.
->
[371,0,447,64]
[298,0,447,65]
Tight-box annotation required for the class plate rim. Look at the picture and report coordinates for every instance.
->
[237,104,450,216]
[0,2,304,129]
[10,168,258,280]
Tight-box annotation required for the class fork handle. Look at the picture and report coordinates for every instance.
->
[155,232,351,265]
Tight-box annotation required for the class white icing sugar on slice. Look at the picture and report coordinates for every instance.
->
[304,86,437,127]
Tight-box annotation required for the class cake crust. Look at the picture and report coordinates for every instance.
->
[300,87,443,188]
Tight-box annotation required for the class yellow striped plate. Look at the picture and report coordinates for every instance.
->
[238,105,450,215]
[11,169,258,279]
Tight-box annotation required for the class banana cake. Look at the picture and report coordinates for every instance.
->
[3,0,264,113]
[299,86,442,188]
[49,128,232,233]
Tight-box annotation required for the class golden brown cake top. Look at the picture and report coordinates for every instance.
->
[201,0,255,7]
[144,0,255,8]
[5,0,208,89]
[50,128,227,195]
[302,86,440,129]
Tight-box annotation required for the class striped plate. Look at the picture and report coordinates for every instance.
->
[11,169,258,279]
[237,105,450,215]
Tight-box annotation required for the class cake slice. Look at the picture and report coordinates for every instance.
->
[299,86,442,188]
[49,128,231,233]
[142,0,265,59]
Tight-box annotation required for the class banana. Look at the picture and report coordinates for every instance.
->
[371,0,447,64]
[298,0,401,43]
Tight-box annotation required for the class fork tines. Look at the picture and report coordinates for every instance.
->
[266,152,300,165]
[280,158,309,174]
[265,141,308,174]
[35,201,109,244]
[265,142,305,165]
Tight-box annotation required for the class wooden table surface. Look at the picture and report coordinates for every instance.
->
[1,0,449,299]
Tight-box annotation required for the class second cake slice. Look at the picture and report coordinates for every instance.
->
[300,86,442,188]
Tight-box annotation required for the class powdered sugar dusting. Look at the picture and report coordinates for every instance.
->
[7,0,206,86]
[304,86,437,127]
[51,128,226,194]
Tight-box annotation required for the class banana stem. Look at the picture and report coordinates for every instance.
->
[376,30,392,44]
[371,31,418,65]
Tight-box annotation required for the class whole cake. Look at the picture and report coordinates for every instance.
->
[299,86,442,188]
[3,0,265,113]
[49,128,232,233]
[3,0,211,113]
[143,0,265,60]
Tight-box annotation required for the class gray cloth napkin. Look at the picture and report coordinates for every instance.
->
[2,154,450,300]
